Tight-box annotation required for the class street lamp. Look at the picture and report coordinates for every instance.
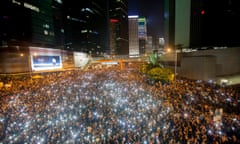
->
[174,49,177,86]
[167,48,177,87]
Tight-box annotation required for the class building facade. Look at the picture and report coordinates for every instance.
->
[128,15,139,57]
[138,17,147,55]
[0,0,58,48]
[109,0,129,56]
[62,0,108,55]
[164,0,240,49]
[145,36,153,54]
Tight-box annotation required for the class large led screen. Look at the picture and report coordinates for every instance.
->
[31,55,62,71]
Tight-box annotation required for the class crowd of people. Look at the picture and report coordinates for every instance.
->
[0,62,239,144]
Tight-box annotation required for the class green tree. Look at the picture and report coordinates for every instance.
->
[149,53,158,67]
[147,67,174,83]
[140,52,174,84]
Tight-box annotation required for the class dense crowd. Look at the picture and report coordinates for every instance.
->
[0,63,240,144]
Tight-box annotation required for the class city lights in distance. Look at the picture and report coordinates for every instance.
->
[128,15,139,18]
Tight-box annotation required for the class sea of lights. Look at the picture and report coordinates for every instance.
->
[1,70,173,143]
[1,69,236,143]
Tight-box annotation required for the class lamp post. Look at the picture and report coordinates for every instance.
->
[174,49,177,87]
[29,53,32,82]
[167,48,177,87]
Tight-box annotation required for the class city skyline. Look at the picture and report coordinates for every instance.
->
[1,0,240,53]
[128,0,164,38]
[129,0,240,48]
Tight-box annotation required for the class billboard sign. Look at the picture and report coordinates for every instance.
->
[29,47,63,71]
[31,55,62,71]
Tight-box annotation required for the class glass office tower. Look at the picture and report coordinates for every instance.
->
[0,0,56,47]
[109,0,129,56]
[138,17,147,55]
[128,15,139,57]
[62,0,108,55]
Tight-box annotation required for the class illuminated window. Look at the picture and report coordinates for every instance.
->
[12,0,21,5]
[44,30,49,35]
[23,2,40,12]
[55,0,62,4]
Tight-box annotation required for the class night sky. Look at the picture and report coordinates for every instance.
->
[128,0,164,38]
[129,0,240,47]
[200,0,240,47]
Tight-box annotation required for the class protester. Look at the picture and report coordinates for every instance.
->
[0,63,239,143]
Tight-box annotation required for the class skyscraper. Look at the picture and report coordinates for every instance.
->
[0,0,129,56]
[128,15,139,57]
[195,0,240,47]
[164,0,240,49]
[52,0,65,49]
[0,0,57,47]
[145,36,153,54]
[163,0,176,49]
[62,0,108,55]
[108,0,129,56]
[138,17,147,55]
[63,0,128,56]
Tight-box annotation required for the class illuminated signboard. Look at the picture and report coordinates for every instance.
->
[31,55,62,71]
